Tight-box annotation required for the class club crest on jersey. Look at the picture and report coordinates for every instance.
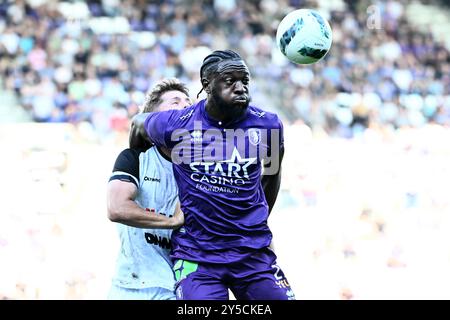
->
[248,128,261,146]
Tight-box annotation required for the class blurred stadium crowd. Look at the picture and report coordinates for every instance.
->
[1,0,450,299]
[0,0,449,135]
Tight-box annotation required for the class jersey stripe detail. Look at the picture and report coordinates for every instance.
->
[110,171,139,187]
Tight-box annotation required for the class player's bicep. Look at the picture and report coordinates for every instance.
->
[107,179,138,204]
[144,112,168,148]
[263,135,284,176]
[266,117,285,174]
[144,109,181,148]
[107,179,138,221]
[108,148,141,213]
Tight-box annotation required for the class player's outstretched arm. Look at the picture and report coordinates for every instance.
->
[129,113,152,150]
[107,179,184,229]
[261,145,284,214]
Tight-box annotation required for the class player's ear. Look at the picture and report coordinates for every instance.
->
[201,78,210,94]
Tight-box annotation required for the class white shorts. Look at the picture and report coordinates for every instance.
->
[108,285,175,300]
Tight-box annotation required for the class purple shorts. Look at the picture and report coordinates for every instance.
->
[173,247,295,300]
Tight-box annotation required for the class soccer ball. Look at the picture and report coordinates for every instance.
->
[276,9,332,65]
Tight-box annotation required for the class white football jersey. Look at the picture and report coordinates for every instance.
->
[109,147,178,290]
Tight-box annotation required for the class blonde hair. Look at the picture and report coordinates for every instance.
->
[142,78,189,113]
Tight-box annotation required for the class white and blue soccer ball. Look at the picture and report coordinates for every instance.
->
[276,9,332,65]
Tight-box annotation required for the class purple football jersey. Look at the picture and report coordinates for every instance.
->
[144,99,284,263]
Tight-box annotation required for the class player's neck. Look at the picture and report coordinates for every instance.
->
[205,99,230,123]
[205,99,246,124]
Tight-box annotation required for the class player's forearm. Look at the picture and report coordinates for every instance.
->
[129,113,152,149]
[108,200,181,229]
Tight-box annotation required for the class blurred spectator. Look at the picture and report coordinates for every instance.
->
[0,0,448,138]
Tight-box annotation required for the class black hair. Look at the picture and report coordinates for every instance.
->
[197,50,243,98]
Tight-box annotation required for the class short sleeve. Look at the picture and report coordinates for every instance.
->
[278,117,285,151]
[109,148,142,187]
[144,111,176,148]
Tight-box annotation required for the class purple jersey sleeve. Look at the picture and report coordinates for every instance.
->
[277,116,285,151]
[143,110,174,148]
[262,113,284,170]
[143,108,194,149]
